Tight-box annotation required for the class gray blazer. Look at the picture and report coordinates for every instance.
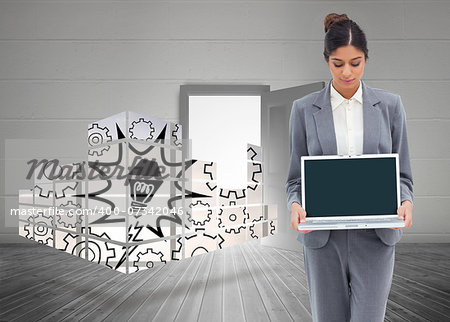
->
[286,80,414,248]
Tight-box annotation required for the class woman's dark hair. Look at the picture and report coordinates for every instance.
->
[323,13,368,62]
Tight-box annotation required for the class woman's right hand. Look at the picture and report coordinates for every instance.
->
[290,202,312,234]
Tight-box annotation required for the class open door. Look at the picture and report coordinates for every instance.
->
[260,82,325,251]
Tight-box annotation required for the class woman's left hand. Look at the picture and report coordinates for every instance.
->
[393,200,413,229]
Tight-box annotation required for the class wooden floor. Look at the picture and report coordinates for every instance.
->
[0,242,449,322]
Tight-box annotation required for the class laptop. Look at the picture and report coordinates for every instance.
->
[299,153,406,230]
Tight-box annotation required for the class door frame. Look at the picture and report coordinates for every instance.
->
[179,84,270,142]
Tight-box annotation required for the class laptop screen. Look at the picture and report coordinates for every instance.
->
[303,156,398,217]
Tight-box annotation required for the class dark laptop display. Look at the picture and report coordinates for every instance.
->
[303,157,398,217]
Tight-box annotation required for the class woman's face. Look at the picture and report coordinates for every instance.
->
[327,45,366,93]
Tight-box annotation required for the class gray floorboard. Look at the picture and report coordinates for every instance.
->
[175,250,214,321]
[197,247,224,322]
[222,247,246,322]
[0,242,449,322]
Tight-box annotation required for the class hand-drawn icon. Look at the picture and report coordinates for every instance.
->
[217,207,249,233]
[129,117,156,141]
[17,111,277,274]
[88,123,113,156]
[172,231,224,260]
[128,158,164,217]
[133,248,166,271]
[188,200,213,226]
[57,201,83,229]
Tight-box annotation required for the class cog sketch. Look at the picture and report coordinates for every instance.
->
[219,189,246,199]
[64,230,116,268]
[34,209,53,226]
[59,200,82,208]
[34,211,53,245]
[217,207,249,234]
[33,219,53,245]
[247,145,262,162]
[172,232,224,260]
[249,224,259,239]
[203,162,215,181]
[248,162,262,187]
[247,146,258,161]
[34,181,79,200]
[171,123,182,146]
[21,221,33,239]
[188,200,213,226]
[133,248,165,271]
[206,182,217,191]
[246,206,264,223]
[57,201,83,229]
[270,221,276,235]
[88,123,113,156]
[86,238,116,268]
[219,189,246,206]
[129,118,156,141]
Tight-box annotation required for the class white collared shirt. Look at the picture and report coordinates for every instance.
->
[330,81,364,155]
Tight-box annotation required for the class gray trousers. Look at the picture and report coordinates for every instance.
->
[303,229,395,322]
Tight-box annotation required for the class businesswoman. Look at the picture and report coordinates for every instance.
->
[285,13,414,322]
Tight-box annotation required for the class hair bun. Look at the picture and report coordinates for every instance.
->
[324,13,350,33]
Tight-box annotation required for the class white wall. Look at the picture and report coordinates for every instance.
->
[1,0,449,242]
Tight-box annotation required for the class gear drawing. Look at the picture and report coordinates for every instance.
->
[270,221,277,235]
[247,145,262,162]
[129,118,156,141]
[219,189,246,206]
[34,209,53,226]
[133,248,165,271]
[21,221,33,239]
[219,189,246,200]
[33,222,53,245]
[37,235,53,246]
[59,232,79,252]
[225,226,246,234]
[217,207,249,234]
[172,231,224,260]
[188,200,213,226]
[216,227,246,249]
[246,206,264,223]
[249,223,260,239]
[66,230,116,269]
[206,182,217,191]
[249,215,264,223]
[57,201,83,229]
[247,146,258,161]
[203,162,215,181]
[248,162,262,185]
[59,200,82,208]
[171,123,182,146]
[88,123,113,156]
[34,181,79,200]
